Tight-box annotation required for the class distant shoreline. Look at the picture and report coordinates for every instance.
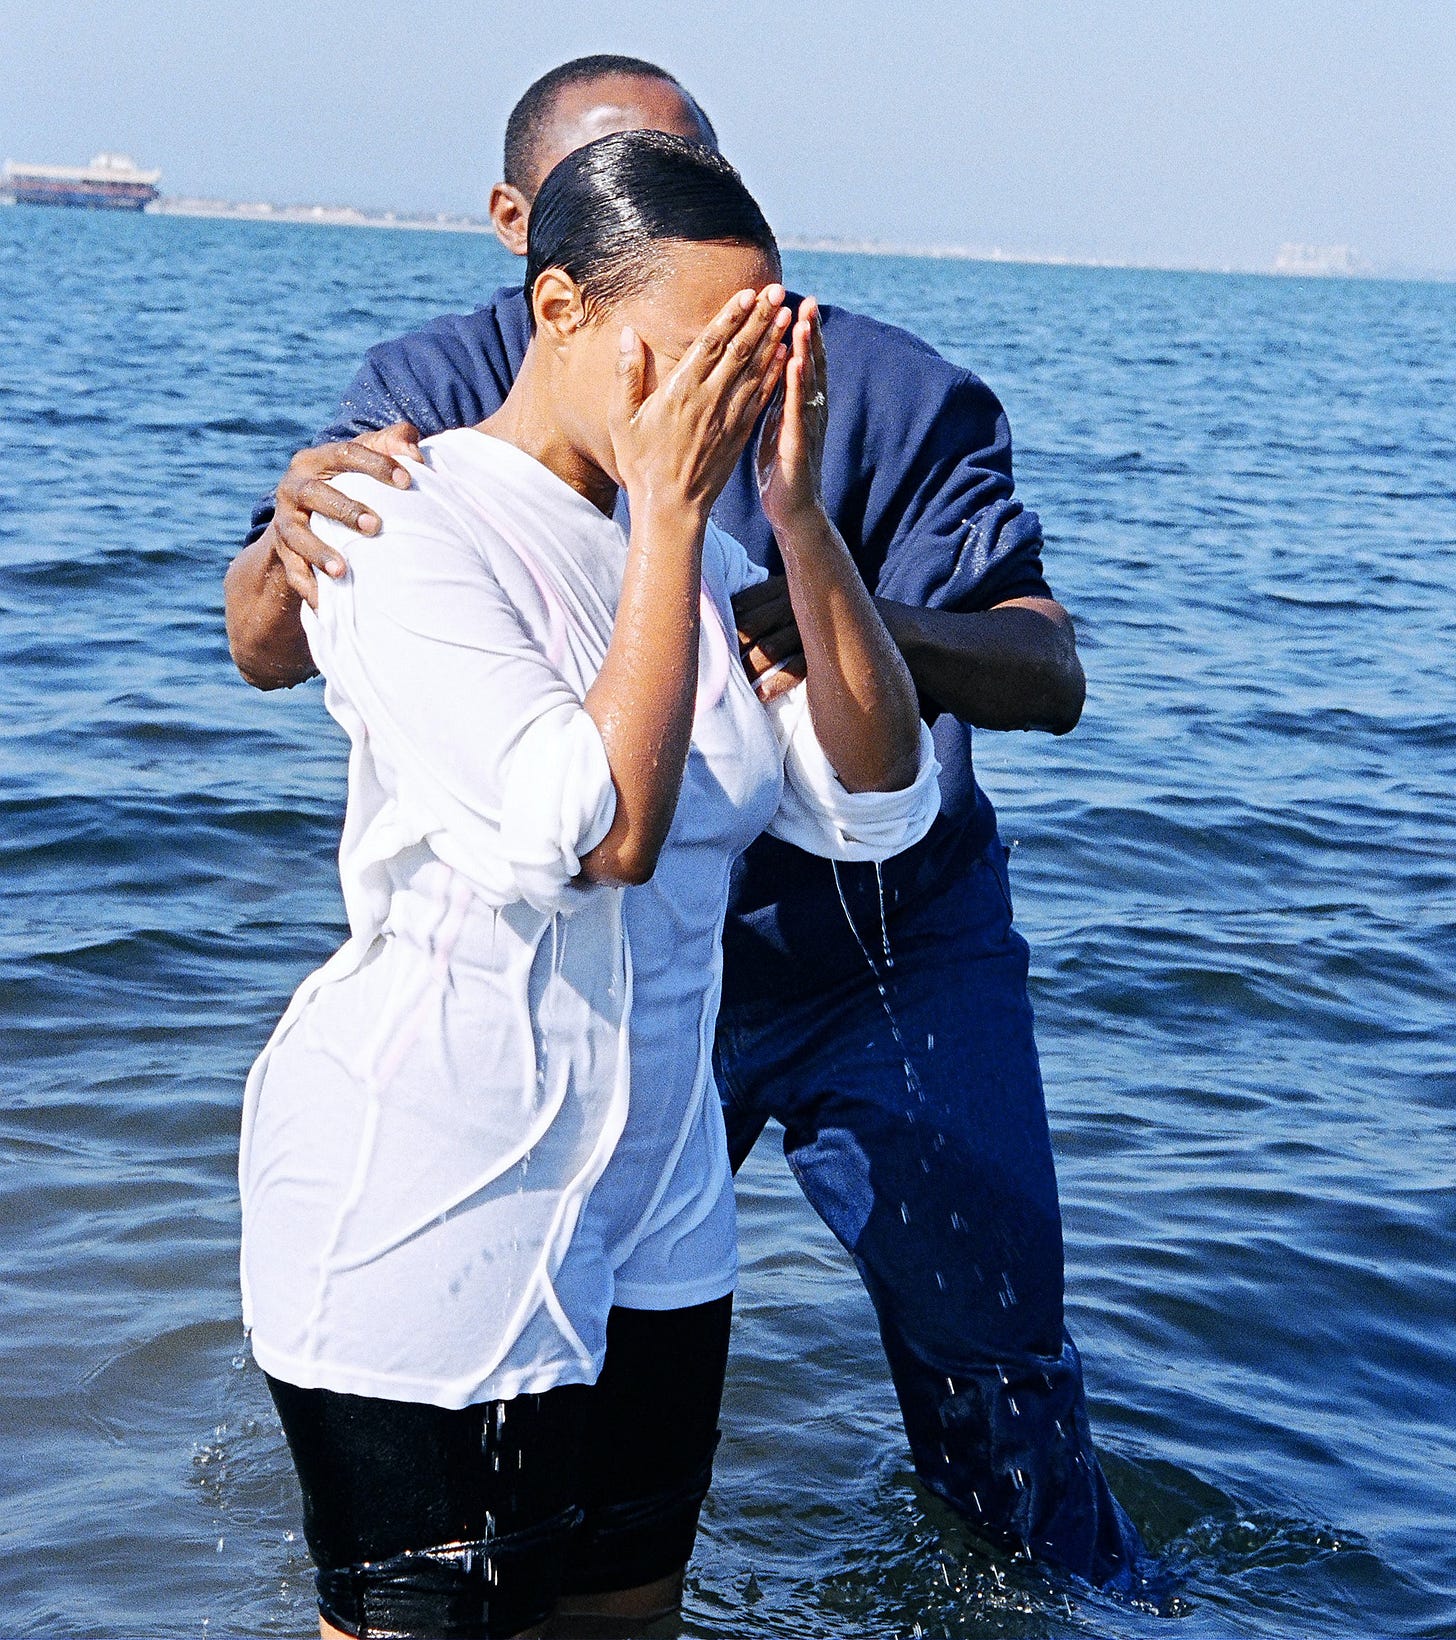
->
[147,196,496,234]
[6,193,1448,282]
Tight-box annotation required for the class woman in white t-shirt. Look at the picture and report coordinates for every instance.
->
[239,131,939,1640]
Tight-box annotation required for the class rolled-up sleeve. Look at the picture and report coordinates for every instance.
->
[763,684,940,862]
[306,486,615,916]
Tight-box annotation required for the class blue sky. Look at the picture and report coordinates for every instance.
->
[3,0,1453,273]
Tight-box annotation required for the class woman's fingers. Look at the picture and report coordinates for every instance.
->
[711,289,790,394]
[723,334,788,439]
[607,326,649,457]
[675,287,762,386]
[718,298,790,427]
[780,349,805,468]
[678,284,788,394]
[807,298,828,392]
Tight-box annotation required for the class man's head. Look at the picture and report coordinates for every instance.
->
[489,55,716,254]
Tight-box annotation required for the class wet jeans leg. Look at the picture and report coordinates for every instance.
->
[715,843,1144,1591]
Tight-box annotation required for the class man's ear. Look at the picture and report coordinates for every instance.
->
[488,182,531,255]
[531,268,587,345]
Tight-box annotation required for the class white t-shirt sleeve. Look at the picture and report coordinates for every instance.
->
[306,481,616,915]
[763,685,941,861]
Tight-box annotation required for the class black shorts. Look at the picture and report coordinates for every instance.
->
[266,1296,732,1640]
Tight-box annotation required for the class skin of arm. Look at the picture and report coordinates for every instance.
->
[577,492,707,886]
[873,594,1085,733]
[736,578,1084,732]
[758,301,923,793]
[573,287,791,886]
[222,524,316,690]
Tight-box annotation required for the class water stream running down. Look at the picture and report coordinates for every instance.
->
[1,209,1454,1638]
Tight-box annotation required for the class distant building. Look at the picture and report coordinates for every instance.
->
[1,153,162,211]
[1273,243,1363,277]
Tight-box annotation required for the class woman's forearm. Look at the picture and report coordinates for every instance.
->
[776,506,923,792]
[223,528,317,690]
[579,503,707,886]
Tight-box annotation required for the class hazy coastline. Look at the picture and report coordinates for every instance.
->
[89,194,1447,282]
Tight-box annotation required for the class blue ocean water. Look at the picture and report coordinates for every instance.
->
[1,205,1453,1639]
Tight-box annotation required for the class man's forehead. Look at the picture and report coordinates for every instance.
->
[532,74,712,185]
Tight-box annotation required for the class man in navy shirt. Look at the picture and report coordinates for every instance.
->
[225,55,1144,1590]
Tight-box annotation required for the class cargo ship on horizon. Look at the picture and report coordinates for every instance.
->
[2,153,161,211]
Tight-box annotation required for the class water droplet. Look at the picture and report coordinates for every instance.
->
[873,863,894,968]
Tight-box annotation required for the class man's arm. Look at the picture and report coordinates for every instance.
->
[873,595,1084,733]
[736,313,1083,731]
[735,577,1084,732]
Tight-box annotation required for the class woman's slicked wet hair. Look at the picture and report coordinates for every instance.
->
[523,131,778,330]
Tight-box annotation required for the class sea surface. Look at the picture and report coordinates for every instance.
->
[1,206,1453,1639]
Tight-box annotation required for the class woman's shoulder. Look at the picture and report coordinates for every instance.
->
[315,431,513,568]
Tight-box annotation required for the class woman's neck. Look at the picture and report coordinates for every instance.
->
[476,344,619,517]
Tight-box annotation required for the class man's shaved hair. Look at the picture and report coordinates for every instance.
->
[503,55,717,198]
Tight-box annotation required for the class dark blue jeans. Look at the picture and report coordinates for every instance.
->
[714,839,1143,1591]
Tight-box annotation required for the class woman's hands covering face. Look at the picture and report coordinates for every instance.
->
[608,285,790,520]
[756,297,828,533]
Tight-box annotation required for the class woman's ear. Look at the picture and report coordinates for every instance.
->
[532,269,588,347]
[488,183,531,255]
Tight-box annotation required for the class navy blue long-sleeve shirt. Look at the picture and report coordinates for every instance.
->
[247,286,1053,1004]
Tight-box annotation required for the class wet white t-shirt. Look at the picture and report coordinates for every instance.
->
[239,429,940,1410]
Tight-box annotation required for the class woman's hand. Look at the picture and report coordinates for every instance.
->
[756,297,828,533]
[608,285,790,521]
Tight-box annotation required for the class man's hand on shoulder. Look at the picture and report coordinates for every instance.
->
[223,423,422,690]
[271,423,424,607]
